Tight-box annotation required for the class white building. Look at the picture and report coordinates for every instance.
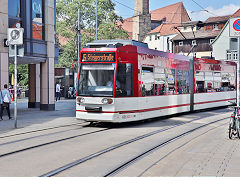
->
[211,9,240,61]
[143,2,190,52]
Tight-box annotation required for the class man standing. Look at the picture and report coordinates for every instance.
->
[56,82,61,101]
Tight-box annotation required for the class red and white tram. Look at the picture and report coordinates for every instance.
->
[76,40,236,122]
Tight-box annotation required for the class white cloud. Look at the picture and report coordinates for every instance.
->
[188,4,240,21]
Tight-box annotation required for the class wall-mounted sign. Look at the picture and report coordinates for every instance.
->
[229,18,240,37]
[81,52,116,62]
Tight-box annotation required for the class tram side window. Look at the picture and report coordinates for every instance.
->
[229,73,236,91]
[154,67,165,95]
[166,69,176,94]
[221,72,235,91]
[205,72,213,92]
[213,72,221,92]
[184,70,190,93]
[177,70,189,94]
[196,71,205,93]
[142,67,154,96]
[116,63,133,97]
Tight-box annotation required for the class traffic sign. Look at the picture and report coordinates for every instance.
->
[7,28,24,45]
[230,18,240,37]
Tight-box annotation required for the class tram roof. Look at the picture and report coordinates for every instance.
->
[84,40,148,49]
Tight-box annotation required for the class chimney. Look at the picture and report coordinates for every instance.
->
[132,0,151,41]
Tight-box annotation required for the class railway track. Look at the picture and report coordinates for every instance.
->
[0,127,111,158]
[0,122,88,139]
[38,115,228,177]
[104,119,226,177]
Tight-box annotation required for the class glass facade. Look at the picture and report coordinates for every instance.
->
[32,0,44,40]
[8,0,21,18]
[8,0,22,28]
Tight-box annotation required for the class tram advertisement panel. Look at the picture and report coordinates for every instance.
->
[81,52,116,62]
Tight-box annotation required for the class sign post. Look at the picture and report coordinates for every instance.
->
[230,18,240,106]
[7,27,24,128]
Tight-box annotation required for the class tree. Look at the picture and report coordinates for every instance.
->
[9,64,28,88]
[56,0,129,67]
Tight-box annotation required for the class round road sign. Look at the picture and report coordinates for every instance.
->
[233,19,240,31]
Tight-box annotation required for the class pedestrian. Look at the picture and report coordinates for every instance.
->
[56,82,61,101]
[0,84,12,120]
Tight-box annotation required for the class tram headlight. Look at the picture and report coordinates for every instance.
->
[77,97,85,103]
[102,98,113,104]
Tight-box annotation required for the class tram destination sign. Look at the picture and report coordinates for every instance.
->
[229,18,240,37]
[81,52,116,62]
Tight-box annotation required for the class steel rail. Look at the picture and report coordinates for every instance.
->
[0,128,110,158]
[38,114,228,177]
[104,118,226,177]
[0,122,88,139]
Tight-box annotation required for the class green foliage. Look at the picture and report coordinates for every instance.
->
[56,0,129,67]
[9,64,28,88]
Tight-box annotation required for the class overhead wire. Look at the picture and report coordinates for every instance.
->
[112,0,141,15]
[190,0,219,17]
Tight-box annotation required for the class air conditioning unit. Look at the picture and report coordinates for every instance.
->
[7,28,24,45]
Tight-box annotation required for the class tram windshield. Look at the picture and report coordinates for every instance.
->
[78,63,116,96]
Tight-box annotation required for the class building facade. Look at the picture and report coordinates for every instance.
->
[0,0,58,110]
[172,15,231,58]
[143,2,190,52]
[211,9,240,61]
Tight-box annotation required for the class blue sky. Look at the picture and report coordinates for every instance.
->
[113,0,240,21]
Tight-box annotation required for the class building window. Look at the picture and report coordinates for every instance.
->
[210,39,214,44]
[233,52,238,60]
[213,24,218,30]
[32,0,44,40]
[155,35,158,40]
[8,0,22,28]
[227,52,231,60]
[227,50,238,60]
[192,40,197,46]
[179,41,183,46]
[149,35,152,41]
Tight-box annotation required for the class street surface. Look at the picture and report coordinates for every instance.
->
[0,99,239,177]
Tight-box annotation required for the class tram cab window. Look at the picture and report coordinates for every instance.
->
[166,69,176,94]
[115,63,133,97]
[142,67,154,96]
[78,63,116,96]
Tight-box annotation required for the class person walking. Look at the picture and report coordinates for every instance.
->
[0,84,12,120]
[56,82,61,101]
